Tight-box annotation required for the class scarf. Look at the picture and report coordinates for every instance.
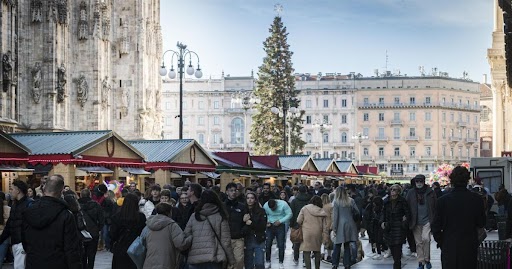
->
[416,185,427,205]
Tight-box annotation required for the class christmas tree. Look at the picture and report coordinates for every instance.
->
[250,15,305,155]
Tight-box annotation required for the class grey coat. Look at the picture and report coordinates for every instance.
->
[332,198,359,244]
[405,187,436,229]
[184,203,235,265]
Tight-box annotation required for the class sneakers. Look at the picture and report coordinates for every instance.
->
[417,262,425,269]
[366,252,377,258]
[279,263,285,269]
[411,252,418,258]
[383,251,391,258]
[372,254,383,260]
[404,249,412,256]
[265,261,271,269]
[293,259,299,266]
[425,261,432,269]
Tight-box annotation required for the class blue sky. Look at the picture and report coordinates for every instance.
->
[160,0,493,82]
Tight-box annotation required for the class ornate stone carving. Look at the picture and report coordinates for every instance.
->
[101,76,111,110]
[120,21,129,54]
[57,0,68,25]
[2,53,12,93]
[121,88,130,116]
[56,64,67,103]
[78,2,88,40]
[146,88,154,109]
[3,0,15,7]
[32,62,42,104]
[102,18,110,40]
[31,0,43,22]
[48,0,58,22]
[73,75,88,108]
[138,18,145,52]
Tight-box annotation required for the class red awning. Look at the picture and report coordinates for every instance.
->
[146,162,216,172]
[27,154,145,167]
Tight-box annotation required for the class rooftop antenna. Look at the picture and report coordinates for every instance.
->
[418,66,425,76]
[274,3,283,16]
[385,50,389,73]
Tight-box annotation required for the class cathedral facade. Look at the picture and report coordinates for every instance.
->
[0,0,162,140]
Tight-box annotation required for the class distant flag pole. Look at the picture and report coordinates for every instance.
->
[274,3,283,16]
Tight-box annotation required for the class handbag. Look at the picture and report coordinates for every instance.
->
[205,216,229,269]
[290,226,303,244]
[477,227,487,245]
[127,227,150,269]
[80,230,93,243]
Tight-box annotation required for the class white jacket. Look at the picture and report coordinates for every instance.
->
[139,198,155,219]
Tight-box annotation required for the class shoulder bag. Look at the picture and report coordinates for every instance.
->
[127,226,150,269]
[205,216,229,269]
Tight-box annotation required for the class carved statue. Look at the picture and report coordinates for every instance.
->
[146,88,154,109]
[31,0,43,22]
[2,53,12,92]
[121,88,130,116]
[48,0,58,22]
[138,110,149,135]
[56,64,67,103]
[57,0,68,24]
[101,77,111,110]
[155,90,162,110]
[120,21,129,54]
[32,62,42,103]
[74,75,88,108]
[78,2,88,40]
[138,18,145,52]
[102,18,110,40]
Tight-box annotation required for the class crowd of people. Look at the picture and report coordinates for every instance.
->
[0,164,495,269]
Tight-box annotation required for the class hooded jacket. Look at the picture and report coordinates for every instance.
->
[290,192,311,227]
[184,203,235,265]
[143,214,191,269]
[78,197,105,238]
[22,196,82,269]
[0,196,33,245]
[297,204,328,251]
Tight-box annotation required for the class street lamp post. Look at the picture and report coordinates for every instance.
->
[313,120,332,158]
[159,42,202,139]
[232,91,260,151]
[352,132,368,165]
[271,96,299,155]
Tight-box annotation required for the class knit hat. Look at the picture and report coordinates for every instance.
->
[413,174,426,182]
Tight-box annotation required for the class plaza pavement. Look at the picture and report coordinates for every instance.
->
[2,231,499,268]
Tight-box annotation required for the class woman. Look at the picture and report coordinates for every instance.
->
[27,187,38,200]
[0,192,10,268]
[363,189,377,256]
[184,190,235,269]
[140,188,155,219]
[331,186,359,269]
[321,193,333,262]
[381,184,410,269]
[144,203,191,269]
[243,192,267,269]
[110,193,146,269]
[62,192,86,265]
[175,192,192,230]
[369,197,385,259]
[297,196,328,269]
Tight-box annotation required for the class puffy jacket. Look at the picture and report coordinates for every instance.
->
[382,196,410,246]
[224,198,246,239]
[174,202,192,230]
[290,192,311,227]
[143,214,191,269]
[0,196,33,245]
[139,199,155,219]
[22,196,82,269]
[242,206,267,243]
[78,197,105,238]
[184,203,235,265]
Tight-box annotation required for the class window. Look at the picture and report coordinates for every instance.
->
[394,97,400,105]
[323,115,329,123]
[198,101,205,110]
[341,99,347,107]
[230,118,244,144]
[450,113,454,122]
[363,113,369,121]
[213,133,220,144]
[458,147,462,157]
[363,98,369,105]
[323,151,329,158]
[379,113,385,121]
[378,127,385,138]
[341,151,347,159]
[363,128,369,137]
[363,148,369,156]
[474,148,478,157]
[182,101,187,109]
[379,147,384,156]
[476,170,502,193]
[341,132,347,143]
[214,116,220,125]
[394,147,400,156]
[425,112,431,121]
[323,133,329,143]
[410,97,416,105]
[467,148,470,157]
[183,116,188,126]
[450,129,454,137]
[475,115,478,124]
[409,164,418,172]
[306,100,312,108]
[394,128,400,139]
[409,112,416,121]
[165,117,172,126]
[306,133,312,143]
[410,146,416,157]
[409,127,416,137]
[450,147,454,157]
[442,112,446,122]
[393,112,400,120]
[442,145,446,157]
[341,114,347,124]
[306,115,312,124]
[378,97,384,105]
[426,146,432,156]
[378,164,388,172]
[197,133,205,144]
[213,101,220,109]
[165,102,171,110]
[425,97,431,104]
[198,116,205,126]
[442,128,446,139]
[474,130,478,139]
[425,128,431,139]
[323,100,329,108]
[481,106,490,121]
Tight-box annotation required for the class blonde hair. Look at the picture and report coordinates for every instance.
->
[334,186,351,207]
[321,193,330,205]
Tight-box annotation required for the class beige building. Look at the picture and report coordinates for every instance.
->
[480,82,493,157]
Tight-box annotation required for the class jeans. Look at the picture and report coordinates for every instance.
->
[332,242,353,268]
[102,225,111,250]
[0,237,10,268]
[265,224,285,263]
[244,237,265,269]
[188,262,223,269]
[82,237,99,269]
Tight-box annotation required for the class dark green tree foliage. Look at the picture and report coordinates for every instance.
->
[250,16,305,155]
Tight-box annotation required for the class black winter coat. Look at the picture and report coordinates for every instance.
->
[78,197,105,238]
[174,202,193,230]
[290,192,311,228]
[110,212,146,269]
[242,206,268,243]
[225,198,246,239]
[381,196,410,246]
[0,196,33,245]
[370,208,385,244]
[22,196,82,269]
[432,187,486,269]
[258,192,277,208]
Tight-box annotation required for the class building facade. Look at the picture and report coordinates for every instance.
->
[0,0,162,140]
[480,82,493,157]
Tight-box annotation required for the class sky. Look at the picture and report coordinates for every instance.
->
[160,0,494,82]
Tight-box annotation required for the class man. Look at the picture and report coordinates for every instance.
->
[312,181,327,196]
[263,199,292,269]
[128,182,138,192]
[206,178,214,189]
[258,183,276,207]
[289,185,311,265]
[236,182,246,203]
[224,183,246,269]
[405,175,437,269]
[35,176,47,197]
[22,175,82,269]
[187,183,202,220]
[78,188,105,269]
[288,186,299,203]
[174,192,192,230]
[148,185,161,206]
[432,166,485,269]
[432,182,444,200]
[0,180,33,268]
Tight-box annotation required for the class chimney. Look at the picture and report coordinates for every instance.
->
[482,74,488,84]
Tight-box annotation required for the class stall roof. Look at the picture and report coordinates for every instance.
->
[77,166,114,174]
[336,161,359,174]
[129,139,192,162]
[279,155,318,171]
[200,172,220,179]
[0,131,31,154]
[0,164,34,172]
[313,158,337,172]
[251,155,281,169]
[121,167,151,175]
[213,152,251,167]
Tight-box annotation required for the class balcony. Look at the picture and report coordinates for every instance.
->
[224,108,246,113]
[390,119,403,125]
[457,121,467,128]
[389,156,404,161]
[404,136,420,141]
[465,137,478,144]
[449,136,462,142]
[360,156,373,161]
[332,142,355,148]
[226,143,244,149]
[421,155,438,161]
[305,143,319,148]
[374,136,389,142]
[208,144,225,149]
